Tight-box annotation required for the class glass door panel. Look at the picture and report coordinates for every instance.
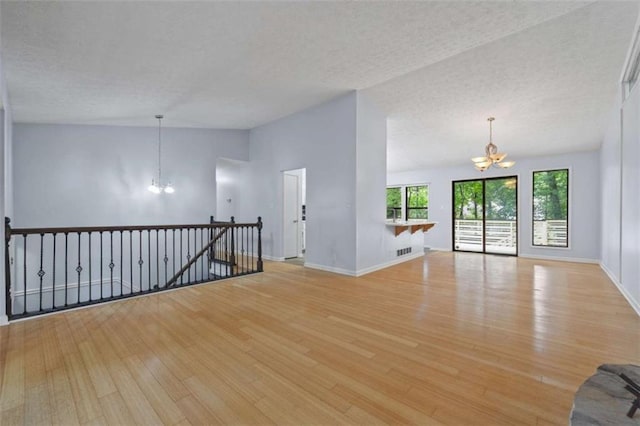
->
[453,180,484,253]
[484,177,517,255]
[453,176,518,256]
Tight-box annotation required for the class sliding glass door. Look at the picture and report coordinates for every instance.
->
[452,176,518,255]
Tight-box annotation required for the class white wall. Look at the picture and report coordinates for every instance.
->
[216,157,252,223]
[248,92,358,271]
[388,150,601,262]
[601,91,623,284]
[14,124,249,227]
[601,81,640,315]
[355,92,405,272]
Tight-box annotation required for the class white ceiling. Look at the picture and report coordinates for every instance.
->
[1,1,637,172]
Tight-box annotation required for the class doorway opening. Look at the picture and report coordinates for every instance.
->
[283,168,306,262]
[452,176,518,255]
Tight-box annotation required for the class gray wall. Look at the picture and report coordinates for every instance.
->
[388,150,601,262]
[601,83,640,315]
[14,123,249,227]
[248,92,358,271]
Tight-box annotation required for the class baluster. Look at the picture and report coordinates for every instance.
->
[257,217,263,272]
[77,232,81,304]
[186,228,191,283]
[139,230,143,291]
[52,233,57,308]
[38,233,44,312]
[129,231,133,294]
[4,218,11,319]
[88,232,92,301]
[64,232,68,307]
[120,232,123,297]
[230,217,235,276]
[164,229,168,287]
[251,225,255,273]
[179,228,183,285]
[200,228,204,282]
[100,232,103,300]
[172,229,176,281]
[155,229,159,290]
[147,230,151,291]
[110,231,114,298]
[23,234,27,314]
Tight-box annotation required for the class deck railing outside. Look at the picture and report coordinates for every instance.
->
[4,216,263,320]
[454,219,568,253]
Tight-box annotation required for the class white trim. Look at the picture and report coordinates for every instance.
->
[519,253,598,264]
[262,254,285,261]
[601,262,640,317]
[9,274,248,323]
[426,247,451,252]
[305,252,426,277]
[304,262,356,277]
[12,278,137,297]
[0,315,8,326]
[355,252,424,276]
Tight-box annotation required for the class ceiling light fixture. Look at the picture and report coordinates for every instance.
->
[471,117,515,172]
[148,114,175,194]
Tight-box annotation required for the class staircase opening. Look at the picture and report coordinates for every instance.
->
[4,216,264,320]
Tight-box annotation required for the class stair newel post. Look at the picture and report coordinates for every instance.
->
[257,217,263,272]
[229,216,236,276]
[5,217,12,320]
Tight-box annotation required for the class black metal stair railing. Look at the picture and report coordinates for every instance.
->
[4,216,263,320]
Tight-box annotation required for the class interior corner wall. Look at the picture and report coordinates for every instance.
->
[13,124,250,228]
[602,81,640,315]
[355,93,390,272]
[248,92,358,272]
[388,150,601,262]
[600,91,623,284]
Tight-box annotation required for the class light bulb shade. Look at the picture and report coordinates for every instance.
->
[163,184,175,194]
[148,180,161,194]
[474,164,488,172]
[489,153,507,162]
[497,161,515,168]
[472,156,489,163]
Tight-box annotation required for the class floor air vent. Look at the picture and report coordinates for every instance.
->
[397,247,412,256]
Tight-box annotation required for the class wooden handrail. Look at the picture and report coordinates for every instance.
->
[9,221,258,236]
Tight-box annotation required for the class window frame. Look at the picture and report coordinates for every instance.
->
[531,168,570,249]
[386,184,429,221]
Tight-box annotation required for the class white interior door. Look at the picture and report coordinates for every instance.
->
[283,174,299,259]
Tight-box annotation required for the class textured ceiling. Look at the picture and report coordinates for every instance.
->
[1,1,637,171]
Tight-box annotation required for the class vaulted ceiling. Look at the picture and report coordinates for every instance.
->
[2,1,637,172]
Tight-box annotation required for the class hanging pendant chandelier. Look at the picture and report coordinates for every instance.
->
[148,114,175,194]
[471,117,515,172]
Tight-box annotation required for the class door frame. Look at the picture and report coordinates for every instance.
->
[451,175,519,256]
[283,173,300,259]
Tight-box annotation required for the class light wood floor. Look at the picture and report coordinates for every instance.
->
[1,252,638,425]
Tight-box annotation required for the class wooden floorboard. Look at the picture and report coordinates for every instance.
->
[0,251,638,425]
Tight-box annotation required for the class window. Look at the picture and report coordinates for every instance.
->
[532,169,569,247]
[386,185,429,221]
[406,186,429,219]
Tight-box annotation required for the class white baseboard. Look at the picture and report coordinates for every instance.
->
[355,252,425,277]
[262,255,285,261]
[426,247,451,252]
[0,315,8,326]
[12,278,137,297]
[600,263,640,317]
[519,254,599,264]
[304,252,425,278]
[303,262,356,277]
